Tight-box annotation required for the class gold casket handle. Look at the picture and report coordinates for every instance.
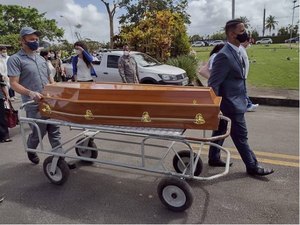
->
[194,113,205,124]
[42,103,52,114]
[141,112,151,123]
[84,110,94,120]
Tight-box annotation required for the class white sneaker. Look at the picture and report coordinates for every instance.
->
[247,104,259,112]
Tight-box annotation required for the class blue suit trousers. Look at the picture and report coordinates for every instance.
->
[209,113,258,169]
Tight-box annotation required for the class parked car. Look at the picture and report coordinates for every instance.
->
[285,37,299,43]
[256,38,273,44]
[62,51,189,86]
[209,40,225,46]
[191,41,205,47]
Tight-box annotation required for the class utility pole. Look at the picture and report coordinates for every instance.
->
[262,7,266,37]
[289,0,299,48]
[232,0,235,19]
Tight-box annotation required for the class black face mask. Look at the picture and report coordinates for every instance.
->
[236,32,248,43]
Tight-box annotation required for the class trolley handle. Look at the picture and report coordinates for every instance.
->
[186,115,231,142]
[20,100,36,110]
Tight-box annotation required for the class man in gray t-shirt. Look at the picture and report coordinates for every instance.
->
[7,27,61,165]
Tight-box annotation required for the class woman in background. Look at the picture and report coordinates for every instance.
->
[40,50,56,83]
[71,41,97,82]
[198,44,225,79]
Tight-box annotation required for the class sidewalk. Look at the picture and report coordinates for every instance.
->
[197,77,299,107]
[247,85,299,107]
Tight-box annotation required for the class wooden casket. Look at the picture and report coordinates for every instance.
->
[39,82,222,130]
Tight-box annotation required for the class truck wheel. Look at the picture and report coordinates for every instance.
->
[157,177,193,212]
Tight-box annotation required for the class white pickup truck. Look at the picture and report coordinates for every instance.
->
[62,51,189,85]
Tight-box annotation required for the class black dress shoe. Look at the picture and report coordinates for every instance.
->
[27,152,40,165]
[208,160,233,167]
[247,166,274,176]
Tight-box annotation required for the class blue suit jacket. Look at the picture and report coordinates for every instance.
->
[208,43,247,114]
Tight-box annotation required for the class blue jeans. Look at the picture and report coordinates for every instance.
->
[246,95,253,108]
[209,113,258,170]
[26,105,61,151]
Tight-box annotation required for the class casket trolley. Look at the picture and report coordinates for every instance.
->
[19,84,231,212]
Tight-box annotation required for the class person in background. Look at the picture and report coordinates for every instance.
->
[239,39,259,112]
[198,44,225,80]
[71,41,97,82]
[0,46,16,101]
[0,74,11,143]
[7,27,60,164]
[52,50,66,82]
[92,51,100,62]
[118,45,139,83]
[208,19,274,176]
[40,50,56,83]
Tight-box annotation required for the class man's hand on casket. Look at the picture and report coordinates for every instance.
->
[29,91,43,101]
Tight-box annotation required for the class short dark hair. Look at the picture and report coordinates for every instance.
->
[225,19,243,35]
[0,46,7,51]
[40,50,49,58]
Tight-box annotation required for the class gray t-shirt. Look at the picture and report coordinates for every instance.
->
[7,49,50,104]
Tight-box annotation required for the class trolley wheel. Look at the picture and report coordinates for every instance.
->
[43,156,70,185]
[173,150,203,176]
[75,138,98,159]
[157,177,194,212]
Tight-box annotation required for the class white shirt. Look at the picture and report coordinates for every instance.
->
[239,45,250,79]
[76,57,93,81]
[208,53,217,71]
[0,55,10,88]
[47,60,56,79]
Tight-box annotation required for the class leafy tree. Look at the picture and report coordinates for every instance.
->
[190,34,202,43]
[120,10,189,61]
[278,26,290,36]
[0,5,64,41]
[239,16,250,29]
[0,34,19,54]
[100,0,128,49]
[265,15,278,35]
[249,29,259,41]
[119,0,190,25]
[210,31,226,40]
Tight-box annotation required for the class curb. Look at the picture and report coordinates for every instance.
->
[250,97,299,107]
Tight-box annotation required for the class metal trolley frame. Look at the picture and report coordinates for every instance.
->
[19,102,231,212]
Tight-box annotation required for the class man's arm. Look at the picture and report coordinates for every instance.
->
[208,53,230,95]
[118,58,127,83]
[9,76,43,101]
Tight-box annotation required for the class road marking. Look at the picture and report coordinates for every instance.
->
[191,144,299,168]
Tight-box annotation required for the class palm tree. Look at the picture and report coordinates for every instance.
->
[265,15,278,35]
[239,16,250,29]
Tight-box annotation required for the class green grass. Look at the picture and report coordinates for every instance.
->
[194,43,299,90]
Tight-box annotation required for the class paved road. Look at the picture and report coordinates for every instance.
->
[0,104,298,224]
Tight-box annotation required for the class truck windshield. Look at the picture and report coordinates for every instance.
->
[133,53,161,67]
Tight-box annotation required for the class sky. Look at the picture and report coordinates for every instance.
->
[0,0,299,42]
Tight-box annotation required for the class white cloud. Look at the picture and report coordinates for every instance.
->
[0,0,109,42]
[187,0,299,37]
[0,0,299,42]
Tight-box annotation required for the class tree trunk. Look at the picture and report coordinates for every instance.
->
[109,13,114,49]
[101,0,116,49]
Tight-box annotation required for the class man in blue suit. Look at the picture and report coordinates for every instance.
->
[208,19,274,176]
